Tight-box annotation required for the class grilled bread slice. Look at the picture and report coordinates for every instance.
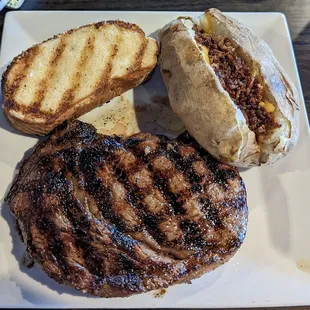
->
[2,21,158,135]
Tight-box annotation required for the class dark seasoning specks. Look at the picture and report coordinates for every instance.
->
[154,288,167,298]
[79,94,185,138]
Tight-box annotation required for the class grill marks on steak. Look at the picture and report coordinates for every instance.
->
[194,27,279,135]
[5,121,248,297]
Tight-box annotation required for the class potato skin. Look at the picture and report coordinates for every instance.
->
[159,9,299,167]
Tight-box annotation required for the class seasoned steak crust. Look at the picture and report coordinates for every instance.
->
[5,121,248,297]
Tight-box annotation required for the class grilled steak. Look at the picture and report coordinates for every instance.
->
[5,121,248,297]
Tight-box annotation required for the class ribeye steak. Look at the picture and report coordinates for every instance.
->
[5,120,248,297]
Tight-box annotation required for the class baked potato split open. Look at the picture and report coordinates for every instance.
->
[159,8,299,167]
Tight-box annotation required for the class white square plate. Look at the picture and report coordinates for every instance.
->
[0,11,310,309]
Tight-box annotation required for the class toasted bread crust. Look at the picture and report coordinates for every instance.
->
[2,20,158,135]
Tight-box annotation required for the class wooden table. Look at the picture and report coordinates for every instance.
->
[0,1,309,309]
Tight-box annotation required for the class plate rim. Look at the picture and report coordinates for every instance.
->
[0,10,309,308]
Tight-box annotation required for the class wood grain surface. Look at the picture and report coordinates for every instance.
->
[0,1,309,309]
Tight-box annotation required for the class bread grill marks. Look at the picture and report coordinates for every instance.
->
[1,20,149,121]
[5,121,248,297]
[31,37,68,113]
[58,34,96,108]
[3,46,40,108]
[194,27,280,136]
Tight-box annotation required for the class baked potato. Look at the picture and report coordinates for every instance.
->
[159,8,299,167]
